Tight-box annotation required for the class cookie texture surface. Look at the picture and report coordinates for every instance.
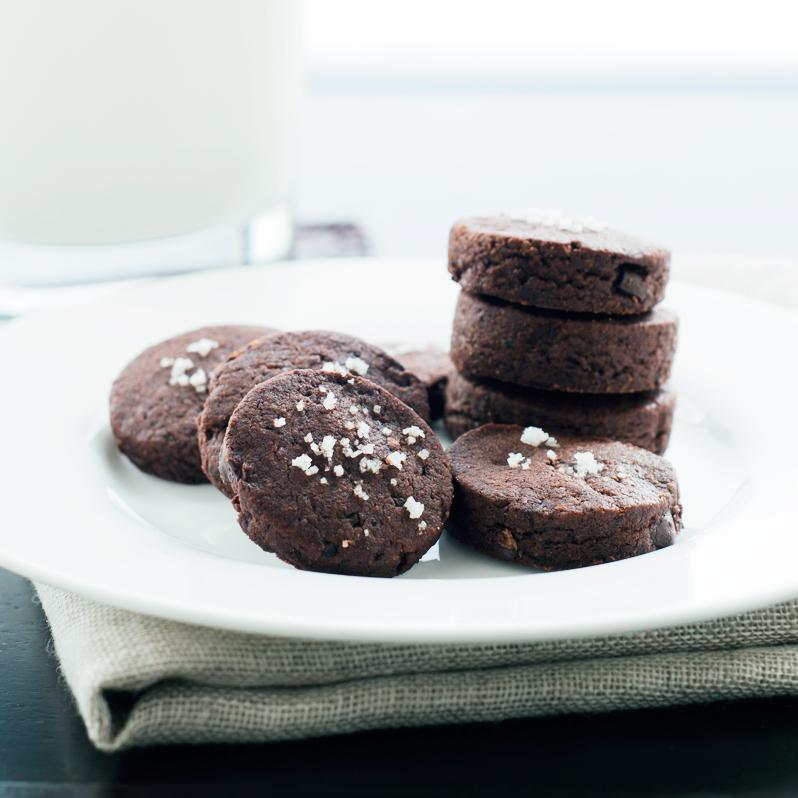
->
[449,214,670,315]
[221,370,452,578]
[445,371,675,454]
[395,348,455,421]
[450,292,677,394]
[447,424,681,571]
[109,324,271,483]
[199,330,430,495]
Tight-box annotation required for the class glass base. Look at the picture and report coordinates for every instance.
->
[0,204,293,287]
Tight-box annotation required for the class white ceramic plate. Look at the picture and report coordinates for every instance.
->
[0,258,795,643]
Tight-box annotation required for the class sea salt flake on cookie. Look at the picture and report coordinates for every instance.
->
[322,392,337,410]
[403,425,426,445]
[188,368,208,394]
[345,356,369,375]
[319,435,337,461]
[291,454,313,472]
[573,451,604,478]
[386,451,407,470]
[186,338,220,358]
[273,417,286,428]
[359,457,382,474]
[520,426,549,447]
[404,496,424,519]
[504,208,608,234]
[167,357,194,386]
[322,361,348,375]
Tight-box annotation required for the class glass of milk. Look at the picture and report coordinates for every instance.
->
[0,0,301,284]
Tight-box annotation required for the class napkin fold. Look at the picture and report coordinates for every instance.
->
[37,585,798,751]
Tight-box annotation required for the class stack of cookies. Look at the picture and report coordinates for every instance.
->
[445,212,678,453]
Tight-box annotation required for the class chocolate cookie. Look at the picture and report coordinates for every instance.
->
[109,324,271,483]
[221,370,453,577]
[449,213,670,314]
[450,292,677,394]
[395,348,455,421]
[199,331,430,495]
[445,371,676,454]
[447,424,681,571]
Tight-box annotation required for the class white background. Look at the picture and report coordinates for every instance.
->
[299,0,798,258]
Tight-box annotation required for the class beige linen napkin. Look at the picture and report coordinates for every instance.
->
[35,254,798,751]
[35,586,798,751]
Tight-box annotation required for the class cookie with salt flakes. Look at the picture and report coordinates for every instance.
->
[221,369,452,578]
[198,330,430,496]
[449,212,670,315]
[109,324,272,483]
[447,424,681,571]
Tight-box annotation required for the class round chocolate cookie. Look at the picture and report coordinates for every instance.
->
[445,371,676,454]
[221,370,453,578]
[449,213,670,315]
[199,330,430,495]
[450,291,677,394]
[395,348,455,421]
[109,324,271,483]
[447,424,681,571]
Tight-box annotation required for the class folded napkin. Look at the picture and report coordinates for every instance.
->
[35,585,798,751]
[36,254,798,751]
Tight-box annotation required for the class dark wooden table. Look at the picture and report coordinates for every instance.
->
[1,569,797,797]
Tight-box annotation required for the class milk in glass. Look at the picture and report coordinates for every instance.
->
[0,0,301,246]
